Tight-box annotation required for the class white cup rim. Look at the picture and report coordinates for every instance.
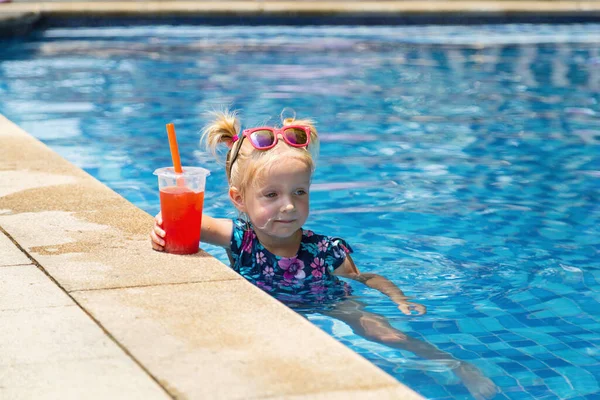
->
[153,166,211,179]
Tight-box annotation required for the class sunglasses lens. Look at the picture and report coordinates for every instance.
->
[250,130,275,148]
[283,127,308,145]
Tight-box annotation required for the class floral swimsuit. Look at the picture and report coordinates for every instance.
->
[229,219,353,306]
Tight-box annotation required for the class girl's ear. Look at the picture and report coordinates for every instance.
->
[229,186,246,213]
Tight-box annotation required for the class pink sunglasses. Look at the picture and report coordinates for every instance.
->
[232,125,311,150]
[229,125,311,176]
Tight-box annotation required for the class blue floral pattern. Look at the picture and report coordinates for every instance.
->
[229,219,353,304]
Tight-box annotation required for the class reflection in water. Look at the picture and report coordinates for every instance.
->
[1,23,600,399]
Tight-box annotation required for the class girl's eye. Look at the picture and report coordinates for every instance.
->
[295,189,307,196]
[265,192,278,198]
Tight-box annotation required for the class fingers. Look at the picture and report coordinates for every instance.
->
[150,230,165,251]
[153,221,165,239]
[413,303,427,315]
[150,213,165,251]
[397,302,427,316]
[397,303,412,315]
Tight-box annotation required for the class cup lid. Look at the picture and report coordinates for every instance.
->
[153,166,211,179]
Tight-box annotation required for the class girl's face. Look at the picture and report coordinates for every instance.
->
[243,158,311,241]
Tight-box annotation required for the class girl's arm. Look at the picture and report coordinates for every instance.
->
[334,255,426,315]
[150,213,232,250]
[199,215,233,248]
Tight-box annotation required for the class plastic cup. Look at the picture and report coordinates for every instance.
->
[153,166,210,254]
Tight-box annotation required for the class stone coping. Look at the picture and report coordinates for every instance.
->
[1,1,600,17]
[1,1,599,39]
[0,114,423,398]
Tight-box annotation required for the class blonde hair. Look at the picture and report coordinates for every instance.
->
[201,110,320,195]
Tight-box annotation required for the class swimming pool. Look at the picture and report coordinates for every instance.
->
[1,22,599,400]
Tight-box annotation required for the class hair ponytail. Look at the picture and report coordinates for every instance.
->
[201,110,241,162]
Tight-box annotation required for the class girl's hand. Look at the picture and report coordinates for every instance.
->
[150,212,165,251]
[397,300,427,316]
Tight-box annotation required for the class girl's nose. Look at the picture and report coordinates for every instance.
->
[281,201,295,213]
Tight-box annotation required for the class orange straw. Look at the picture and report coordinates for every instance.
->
[166,123,183,174]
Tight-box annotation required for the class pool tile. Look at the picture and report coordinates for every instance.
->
[544,358,573,368]
[410,321,435,331]
[425,334,453,344]
[480,335,502,344]
[546,343,569,351]
[488,341,513,351]
[436,321,463,334]
[511,354,536,363]
[545,299,583,318]
[519,298,543,308]
[457,318,489,333]
[513,371,544,387]
[463,344,491,353]
[538,317,562,326]
[451,349,479,360]
[512,340,538,348]
[524,384,554,398]
[534,326,563,333]
[445,381,471,397]
[554,349,598,366]
[545,375,575,399]
[515,330,560,346]
[531,310,558,319]
[450,333,482,345]
[498,348,527,358]
[528,288,557,300]
[520,346,548,356]
[493,374,518,387]
[543,282,577,296]
[534,369,560,378]
[479,317,506,332]
[561,324,590,334]
[521,359,548,370]
[536,352,559,361]
[498,332,526,342]
[555,366,599,395]
[508,290,536,302]
[568,340,595,350]
[506,391,535,400]
[481,350,503,359]
[518,315,549,326]
[498,314,528,329]
[498,361,529,374]
[418,382,452,399]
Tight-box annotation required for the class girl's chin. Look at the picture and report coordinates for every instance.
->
[264,224,302,237]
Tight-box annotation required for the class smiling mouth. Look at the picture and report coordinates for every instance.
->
[275,220,295,224]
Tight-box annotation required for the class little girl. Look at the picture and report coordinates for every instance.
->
[150,111,497,400]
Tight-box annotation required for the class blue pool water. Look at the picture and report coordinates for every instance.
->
[1,23,600,400]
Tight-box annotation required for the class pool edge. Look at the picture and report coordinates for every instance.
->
[2,1,600,19]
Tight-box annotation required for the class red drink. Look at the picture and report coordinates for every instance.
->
[160,186,204,254]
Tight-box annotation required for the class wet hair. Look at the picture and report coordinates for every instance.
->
[201,110,319,196]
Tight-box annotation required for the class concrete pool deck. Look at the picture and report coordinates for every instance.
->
[0,115,425,398]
